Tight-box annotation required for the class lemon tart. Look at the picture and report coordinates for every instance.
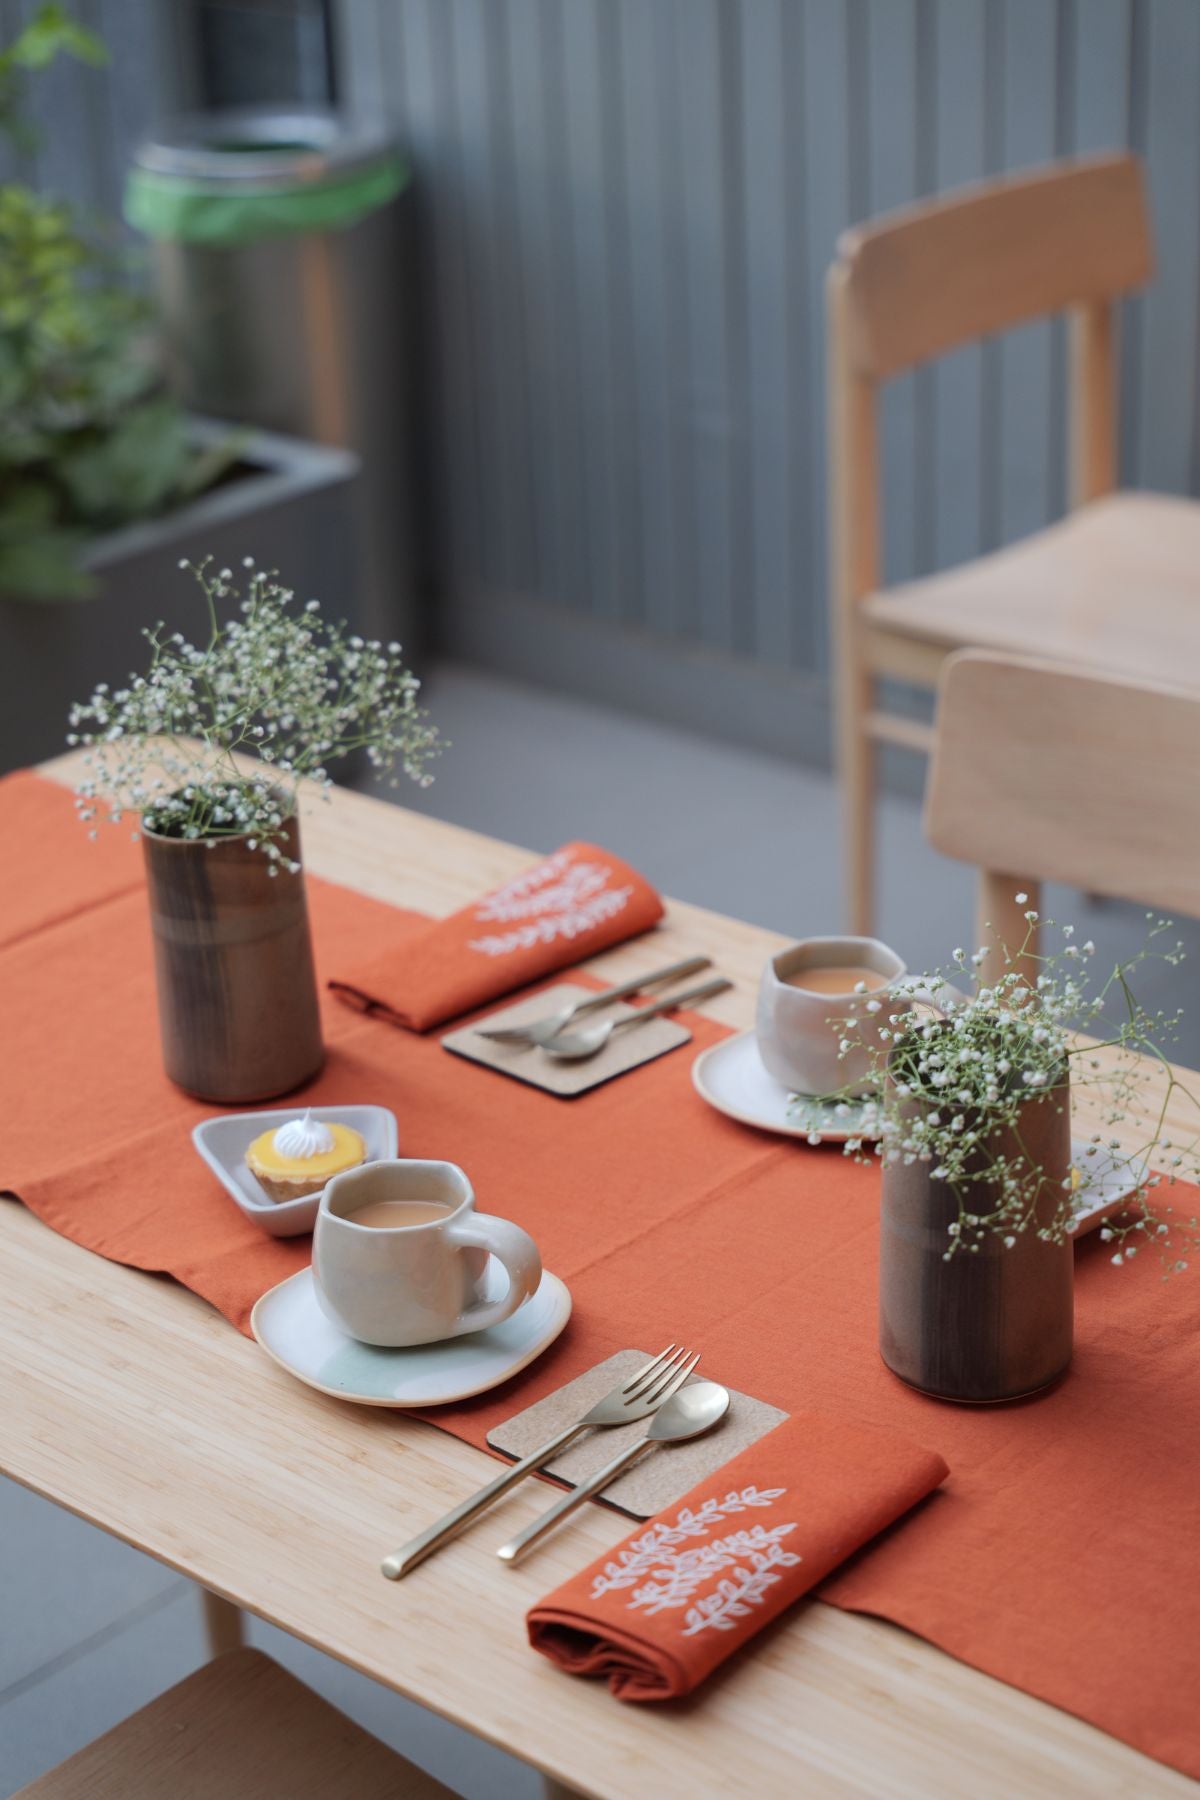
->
[245,1109,366,1204]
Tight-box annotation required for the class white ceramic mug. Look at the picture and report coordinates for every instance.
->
[755,935,907,1096]
[313,1159,542,1347]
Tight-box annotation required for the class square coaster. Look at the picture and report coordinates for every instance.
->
[487,1349,789,1519]
[441,984,692,1098]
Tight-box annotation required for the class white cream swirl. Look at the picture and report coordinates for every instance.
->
[272,1109,335,1160]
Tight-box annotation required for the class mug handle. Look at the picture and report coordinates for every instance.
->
[447,1214,542,1333]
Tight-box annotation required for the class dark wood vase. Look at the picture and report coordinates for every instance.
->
[878,1071,1074,1403]
[141,813,324,1103]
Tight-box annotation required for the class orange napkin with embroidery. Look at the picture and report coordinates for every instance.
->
[527,1414,948,1703]
[329,841,664,1030]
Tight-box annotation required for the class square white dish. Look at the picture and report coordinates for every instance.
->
[693,1031,1149,1236]
[192,1104,399,1238]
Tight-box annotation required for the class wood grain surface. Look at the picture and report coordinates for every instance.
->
[15,1647,454,1799]
[2,752,1194,1799]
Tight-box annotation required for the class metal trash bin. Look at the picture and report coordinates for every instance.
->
[125,108,418,652]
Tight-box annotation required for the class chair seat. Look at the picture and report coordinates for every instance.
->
[864,491,1200,688]
[15,1648,457,1800]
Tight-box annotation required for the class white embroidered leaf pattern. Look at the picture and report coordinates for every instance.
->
[680,1555,795,1636]
[590,1484,801,1639]
[475,853,601,921]
[469,888,632,957]
[467,855,633,957]
[621,1528,800,1616]
[589,1487,787,1599]
[472,850,573,911]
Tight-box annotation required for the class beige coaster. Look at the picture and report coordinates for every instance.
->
[487,1349,789,1520]
[441,983,692,1097]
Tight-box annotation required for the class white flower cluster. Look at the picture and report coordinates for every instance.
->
[795,906,1199,1271]
[69,557,439,871]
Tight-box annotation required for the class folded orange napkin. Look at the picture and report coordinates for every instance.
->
[527,1414,948,1702]
[328,841,664,1030]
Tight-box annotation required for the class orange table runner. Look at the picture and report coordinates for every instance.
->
[3,771,1200,1779]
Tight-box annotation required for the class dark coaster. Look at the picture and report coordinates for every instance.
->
[442,984,692,1097]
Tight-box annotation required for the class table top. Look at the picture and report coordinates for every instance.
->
[2,752,1195,1799]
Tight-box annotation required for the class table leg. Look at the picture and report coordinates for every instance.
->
[200,1587,245,1656]
[541,1781,584,1800]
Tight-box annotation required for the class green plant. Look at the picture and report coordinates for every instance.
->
[70,556,440,867]
[791,907,1200,1273]
[0,6,232,601]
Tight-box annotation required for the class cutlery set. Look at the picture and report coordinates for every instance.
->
[477,958,732,1062]
[382,1346,729,1577]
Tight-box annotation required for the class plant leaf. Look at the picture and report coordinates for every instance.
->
[58,398,189,523]
[4,6,107,72]
[173,427,248,503]
[0,528,92,599]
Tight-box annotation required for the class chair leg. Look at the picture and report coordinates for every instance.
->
[201,1588,245,1657]
[978,872,1040,987]
[838,679,876,938]
[827,260,881,936]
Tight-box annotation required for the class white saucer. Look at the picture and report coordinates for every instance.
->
[193,1104,399,1238]
[692,1030,1148,1237]
[250,1258,572,1406]
[692,1030,877,1142]
[1069,1142,1152,1236]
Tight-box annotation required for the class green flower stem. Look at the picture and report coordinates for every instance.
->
[69,555,440,868]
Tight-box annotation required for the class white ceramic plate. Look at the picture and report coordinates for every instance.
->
[192,1104,399,1238]
[692,1029,1148,1237]
[692,1030,878,1142]
[250,1259,572,1406]
[1069,1142,1152,1236]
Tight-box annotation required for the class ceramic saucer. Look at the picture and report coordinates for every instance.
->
[692,1030,878,1142]
[692,1030,1148,1238]
[251,1258,571,1406]
[1069,1142,1152,1237]
[193,1104,398,1238]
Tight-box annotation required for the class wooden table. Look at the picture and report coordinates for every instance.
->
[2,755,1195,1799]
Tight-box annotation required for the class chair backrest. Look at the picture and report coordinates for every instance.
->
[926,651,1200,918]
[835,154,1152,381]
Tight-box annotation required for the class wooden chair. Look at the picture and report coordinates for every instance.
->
[828,151,1200,934]
[14,1648,457,1800]
[925,650,1200,982]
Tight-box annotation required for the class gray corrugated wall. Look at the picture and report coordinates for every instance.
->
[36,0,1181,763]
[10,2,1194,760]
[0,1,192,206]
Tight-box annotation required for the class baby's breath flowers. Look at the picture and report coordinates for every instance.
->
[69,556,439,872]
[794,904,1200,1273]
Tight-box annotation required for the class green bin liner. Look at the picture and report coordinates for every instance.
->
[124,154,409,247]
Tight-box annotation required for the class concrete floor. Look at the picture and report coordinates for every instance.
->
[5,660,1198,1795]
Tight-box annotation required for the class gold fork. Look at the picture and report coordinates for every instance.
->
[381,1345,700,1579]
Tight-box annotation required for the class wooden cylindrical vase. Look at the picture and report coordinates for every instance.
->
[879,1073,1074,1403]
[141,814,324,1103]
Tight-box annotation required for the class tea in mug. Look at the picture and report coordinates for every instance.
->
[784,964,890,997]
[350,1200,451,1229]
